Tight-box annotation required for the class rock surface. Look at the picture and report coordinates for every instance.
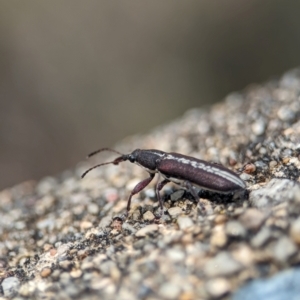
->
[1,69,300,299]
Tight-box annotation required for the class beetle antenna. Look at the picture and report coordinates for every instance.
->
[87,147,124,158]
[81,156,125,178]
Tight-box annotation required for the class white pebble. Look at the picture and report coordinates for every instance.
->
[206,278,231,298]
[177,216,194,230]
[2,277,20,297]
[158,282,181,299]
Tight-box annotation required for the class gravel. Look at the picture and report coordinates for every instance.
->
[2,68,300,299]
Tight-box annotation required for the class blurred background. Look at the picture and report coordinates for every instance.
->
[1,0,300,189]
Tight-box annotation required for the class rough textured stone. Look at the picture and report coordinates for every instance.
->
[2,69,300,299]
[250,179,300,208]
[233,268,300,300]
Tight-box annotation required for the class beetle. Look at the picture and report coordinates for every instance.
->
[82,148,246,215]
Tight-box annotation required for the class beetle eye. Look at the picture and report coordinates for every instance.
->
[128,155,135,163]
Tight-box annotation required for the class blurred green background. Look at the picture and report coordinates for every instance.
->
[1,0,300,189]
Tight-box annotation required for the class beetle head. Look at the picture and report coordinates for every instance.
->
[81,148,163,178]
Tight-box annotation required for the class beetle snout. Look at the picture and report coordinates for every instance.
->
[127,154,136,163]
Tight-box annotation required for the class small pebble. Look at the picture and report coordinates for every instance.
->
[179,291,196,300]
[135,224,159,237]
[36,177,58,195]
[18,282,33,297]
[226,221,246,238]
[55,242,71,257]
[166,248,185,262]
[269,160,278,168]
[204,251,243,277]
[15,220,26,230]
[50,248,57,256]
[282,157,290,164]
[81,260,95,271]
[60,272,71,283]
[99,260,117,276]
[159,282,181,300]
[87,203,99,215]
[240,173,252,181]
[77,250,87,260]
[43,243,53,251]
[80,221,93,230]
[40,267,52,278]
[143,210,155,221]
[90,277,113,291]
[168,206,182,217]
[231,245,254,266]
[59,260,73,270]
[273,237,297,262]
[239,209,265,231]
[37,218,55,231]
[214,214,227,224]
[177,216,194,230]
[277,105,295,121]
[144,188,155,198]
[126,179,141,191]
[282,148,293,157]
[243,163,256,174]
[170,190,185,201]
[290,217,300,245]
[210,227,227,248]
[251,119,265,135]
[99,216,112,228]
[206,278,231,298]
[133,239,146,249]
[251,227,272,248]
[110,229,120,235]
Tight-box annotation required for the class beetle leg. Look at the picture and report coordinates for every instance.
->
[126,173,155,214]
[156,178,170,211]
[183,180,206,213]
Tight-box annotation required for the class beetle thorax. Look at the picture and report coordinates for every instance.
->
[133,149,165,173]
